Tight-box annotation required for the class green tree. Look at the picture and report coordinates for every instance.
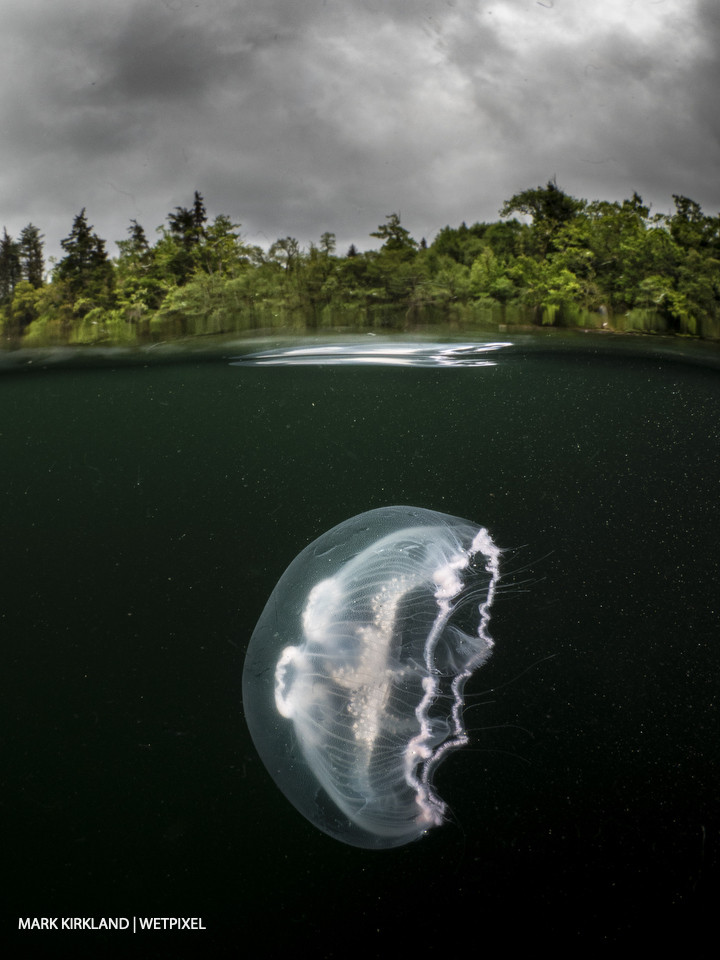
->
[500,179,584,225]
[469,247,515,303]
[162,191,209,283]
[0,228,21,304]
[9,280,43,329]
[501,181,585,257]
[669,195,720,253]
[115,219,168,319]
[520,258,583,323]
[370,213,417,254]
[168,191,207,247]
[55,209,114,307]
[18,224,45,288]
[117,219,152,268]
[431,222,488,265]
[298,238,341,316]
[484,219,527,259]
[583,194,655,310]
[426,254,471,303]
[319,232,336,256]
[364,214,422,307]
[201,215,245,277]
[270,237,301,274]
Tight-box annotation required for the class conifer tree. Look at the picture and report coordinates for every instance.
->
[18,223,44,287]
[0,228,21,304]
[320,232,336,256]
[56,209,114,301]
[191,191,207,239]
[163,191,209,283]
[202,214,243,276]
[370,213,417,253]
[168,191,208,248]
[117,219,152,270]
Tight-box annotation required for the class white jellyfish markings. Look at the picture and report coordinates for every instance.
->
[243,506,503,850]
[406,526,501,829]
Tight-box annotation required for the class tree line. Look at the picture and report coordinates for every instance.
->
[1,182,719,345]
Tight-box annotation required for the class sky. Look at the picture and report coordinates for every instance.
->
[1,0,718,263]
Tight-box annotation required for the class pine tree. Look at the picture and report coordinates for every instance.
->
[202,215,243,276]
[167,205,195,249]
[56,209,114,301]
[0,228,21,304]
[164,192,209,283]
[370,213,417,253]
[191,191,207,239]
[117,219,152,270]
[18,223,44,287]
[168,191,208,249]
[127,218,150,253]
[320,232,336,256]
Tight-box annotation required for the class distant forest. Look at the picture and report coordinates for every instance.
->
[1,181,719,345]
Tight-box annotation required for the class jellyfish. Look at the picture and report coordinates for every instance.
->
[242,505,501,850]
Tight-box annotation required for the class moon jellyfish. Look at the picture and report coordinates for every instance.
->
[242,505,501,850]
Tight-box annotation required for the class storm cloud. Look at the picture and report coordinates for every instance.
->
[1,0,717,260]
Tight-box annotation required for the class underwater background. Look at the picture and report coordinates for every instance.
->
[1,332,718,956]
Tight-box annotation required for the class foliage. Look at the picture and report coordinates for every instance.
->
[3,185,720,345]
[55,209,114,314]
[370,213,418,255]
[19,224,45,287]
[0,222,45,329]
[0,228,21,305]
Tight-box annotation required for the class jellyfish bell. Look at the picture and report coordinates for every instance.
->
[242,505,501,850]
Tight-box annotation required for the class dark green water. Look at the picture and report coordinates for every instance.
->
[1,333,718,956]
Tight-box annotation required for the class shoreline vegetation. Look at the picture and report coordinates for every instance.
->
[1,182,719,347]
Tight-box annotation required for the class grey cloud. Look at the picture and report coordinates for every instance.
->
[0,0,718,263]
[88,6,256,105]
[693,0,720,154]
